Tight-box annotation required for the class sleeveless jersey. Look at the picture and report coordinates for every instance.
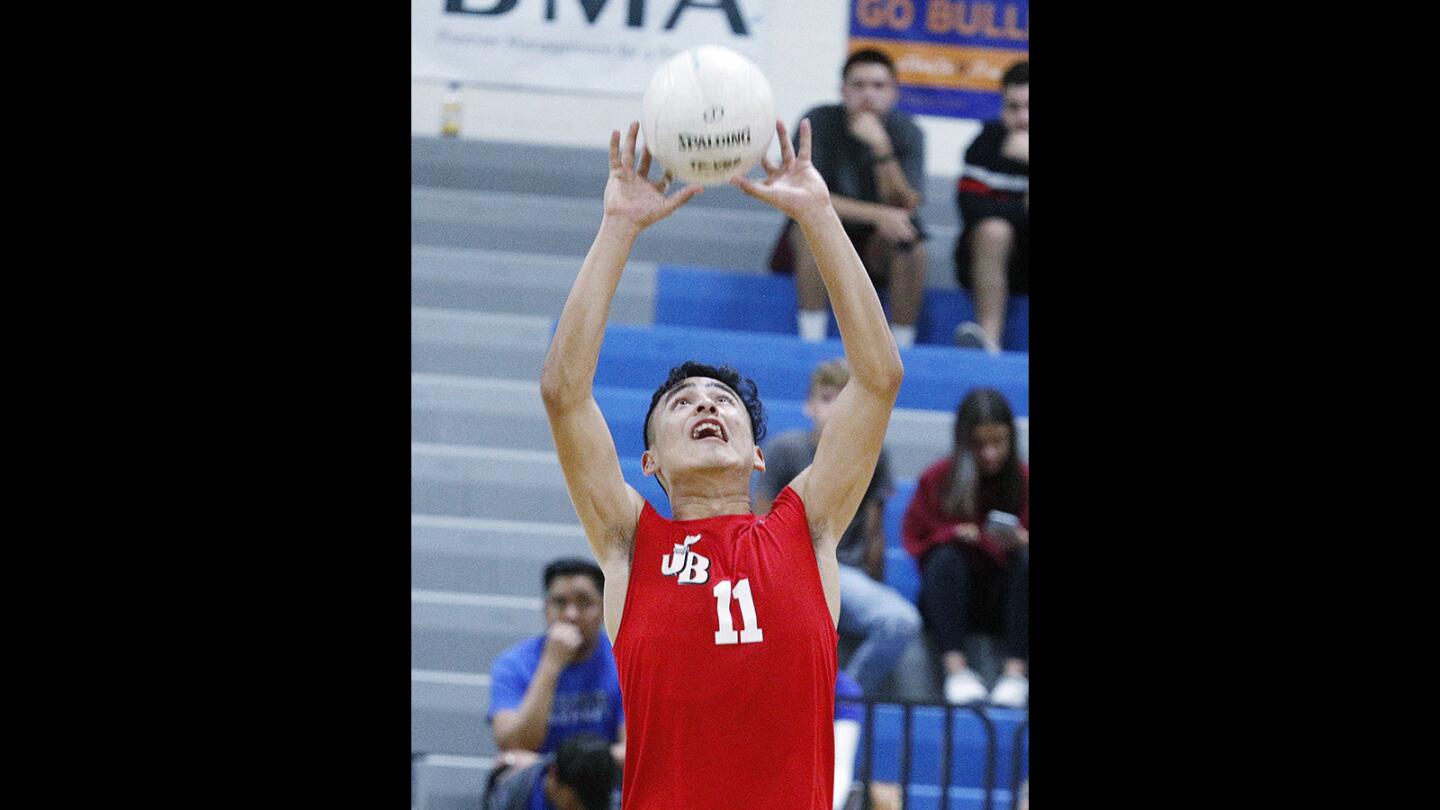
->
[612,486,838,810]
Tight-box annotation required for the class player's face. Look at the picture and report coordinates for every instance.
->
[545,574,604,652]
[804,384,844,435]
[842,63,899,117]
[971,421,1013,477]
[1001,83,1029,132]
[644,377,761,486]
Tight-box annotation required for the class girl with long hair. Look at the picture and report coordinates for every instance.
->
[901,387,1029,707]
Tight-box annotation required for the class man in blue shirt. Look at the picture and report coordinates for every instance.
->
[488,558,625,764]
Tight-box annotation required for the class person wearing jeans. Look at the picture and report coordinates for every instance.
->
[756,359,922,695]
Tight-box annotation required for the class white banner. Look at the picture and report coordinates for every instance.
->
[412,0,771,96]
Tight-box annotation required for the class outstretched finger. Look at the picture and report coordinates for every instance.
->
[776,119,794,165]
[658,184,704,217]
[621,121,640,170]
[797,118,812,163]
[637,146,653,179]
[729,175,772,204]
[609,130,622,169]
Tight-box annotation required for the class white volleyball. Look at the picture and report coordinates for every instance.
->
[640,45,776,186]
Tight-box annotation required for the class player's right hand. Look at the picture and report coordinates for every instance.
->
[604,121,703,231]
[542,621,584,666]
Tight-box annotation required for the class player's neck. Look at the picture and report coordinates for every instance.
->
[669,492,754,521]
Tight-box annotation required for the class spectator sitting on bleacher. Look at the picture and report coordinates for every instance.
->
[952,61,1029,355]
[756,358,920,696]
[768,48,927,348]
[488,558,625,766]
[483,732,617,810]
[901,388,1029,707]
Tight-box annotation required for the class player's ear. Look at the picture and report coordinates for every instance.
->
[642,449,658,477]
[752,446,765,473]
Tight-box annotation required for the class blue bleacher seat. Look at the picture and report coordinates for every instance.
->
[883,479,922,602]
[594,385,810,459]
[655,265,1028,350]
[856,704,1027,810]
[919,288,1029,352]
[589,323,1029,416]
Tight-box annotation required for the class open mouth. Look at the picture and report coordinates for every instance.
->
[690,418,728,443]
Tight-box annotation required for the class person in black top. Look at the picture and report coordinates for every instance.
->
[953,61,1029,355]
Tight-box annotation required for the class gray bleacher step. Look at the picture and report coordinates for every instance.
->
[410,374,1028,477]
[412,186,782,275]
[411,514,591,594]
[412,590,543,673]
[412,245,656,324]
[413,186,960,288]
[412,443,580,523]
[412,669,497,757]
[414,135,766,213]
[412,134,963,237]
[411,375,555,453]
[411,308,552,380]
[413,753,494,810]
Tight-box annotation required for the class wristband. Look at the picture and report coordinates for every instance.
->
[873,153,897,163]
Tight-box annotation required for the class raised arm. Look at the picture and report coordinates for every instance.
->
[541,123,703,580]
[732,120,904,551]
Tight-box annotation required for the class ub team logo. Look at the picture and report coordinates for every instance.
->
[661,532,765,644]
[660,533,710,584]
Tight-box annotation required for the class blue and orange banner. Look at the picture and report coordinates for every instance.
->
[848,0,1029,120]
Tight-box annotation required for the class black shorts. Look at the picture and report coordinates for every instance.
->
[769,216,929,278]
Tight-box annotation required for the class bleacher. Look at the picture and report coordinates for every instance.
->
[411,136,1028,810]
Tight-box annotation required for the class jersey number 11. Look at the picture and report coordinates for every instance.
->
[712,578,764,645]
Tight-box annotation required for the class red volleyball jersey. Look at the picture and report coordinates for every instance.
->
[612,486,838,810]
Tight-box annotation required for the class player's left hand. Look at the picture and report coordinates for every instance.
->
[730,118,831,223]
[604,121,704,231]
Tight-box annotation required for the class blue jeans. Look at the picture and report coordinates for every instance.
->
[838,563,922,693]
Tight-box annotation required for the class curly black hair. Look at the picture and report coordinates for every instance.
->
[643,361,767,451]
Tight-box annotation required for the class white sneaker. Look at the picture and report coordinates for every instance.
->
[943,668,988,705]
[989,673,1029,708]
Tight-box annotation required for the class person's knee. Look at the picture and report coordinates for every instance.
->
[922,545,965,582]
[1008,546,1029,572]
[892,600,922,637]
[867,600,921,648]
[889,242,927,278]
[972,218,1015,252]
